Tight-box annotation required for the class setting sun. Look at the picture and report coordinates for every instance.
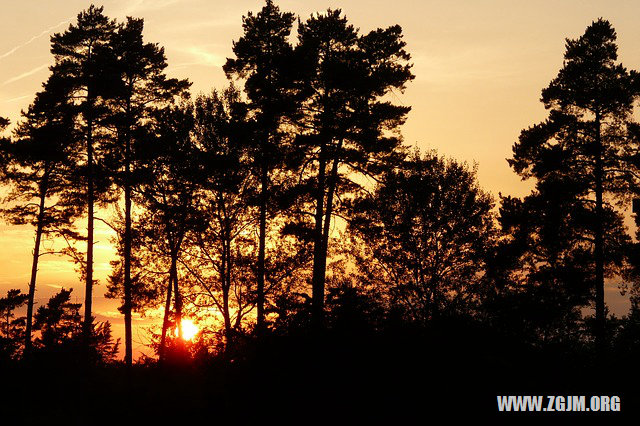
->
[177,319,199,341]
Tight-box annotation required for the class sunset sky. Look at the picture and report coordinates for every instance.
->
[2,0,640,357]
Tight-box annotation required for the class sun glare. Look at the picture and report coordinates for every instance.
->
[176,319,199,341]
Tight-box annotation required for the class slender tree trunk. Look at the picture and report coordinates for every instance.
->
[256,164,268,335]
[158,260,174,362]
[311,140,327,328]
[83,43,96,349]
[321,141,343,267]
[594,111,606,357]
[310,142,343,331]
[123,113,133,367]
[84,116,95,342]
[221,239,233,346]
[24,180,48,358]
[171,251,182,340]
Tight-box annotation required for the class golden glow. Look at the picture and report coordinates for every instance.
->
[1,1,638,361]
[177,319,199,341]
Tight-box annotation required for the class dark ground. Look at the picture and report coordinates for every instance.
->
[1,325,638,424]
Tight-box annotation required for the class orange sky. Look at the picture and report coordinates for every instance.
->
[2,0,640,357]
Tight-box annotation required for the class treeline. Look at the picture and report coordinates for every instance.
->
[2,2,640,373]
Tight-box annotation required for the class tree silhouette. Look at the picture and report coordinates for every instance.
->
[129,101,201,361]
[349,150,494,324]
[184,87,255,348]
[0,80,81,358]
[0,289,28,360]
[294,10,413,326]
[32,288,119,363]
[223,0,299,334]
[488,189,629,346]
[509,18,640,353]
[105,207,159,319]
[33,288,83,350]
[49,5,117,344]
[101,15,190,367]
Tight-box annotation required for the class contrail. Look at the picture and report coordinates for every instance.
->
[3,63,49,85]
[4,94,32,103]
[0,18,72,61]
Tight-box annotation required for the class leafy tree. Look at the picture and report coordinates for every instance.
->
[101,15,190,367]
[49,5,117,342]
[223,0,299,333]
[349,150,495,324]
[184,87,255,348]
[508,19,640,351]
[0,290,28,361]
[294,10,413,325]
[0,80,81,357]
[118,101,201,361]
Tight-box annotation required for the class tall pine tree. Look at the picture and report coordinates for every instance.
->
[0,78,80,358]
[223,0,299,334]
[102,15,190,367]
[49,5,117,344]
[509,18,640,354]
[295,10,413,326]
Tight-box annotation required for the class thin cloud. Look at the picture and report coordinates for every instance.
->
[184,46,226,67]
[4,94,31,103]
[46,284,64,289]
[3,63,49,85]
[0,18,72,61]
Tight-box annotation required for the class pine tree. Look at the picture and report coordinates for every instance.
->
[101,15,190,367]
[33,288,83,350]
[509,18,640,353]
[32,288,119,363]
[0,78,80,358]
[0,290,28,360]
[116,100,200,361]
[295,10,413,326]
[49,5,117,344]
[223,0,299,334]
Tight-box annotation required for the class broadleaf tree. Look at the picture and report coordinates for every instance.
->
[349,150,495,324]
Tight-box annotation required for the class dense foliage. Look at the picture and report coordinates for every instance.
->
[2,5,640,421]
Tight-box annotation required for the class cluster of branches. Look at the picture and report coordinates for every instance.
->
[3,3,640,369]
[488,19,640,358]
[0,287,118,364]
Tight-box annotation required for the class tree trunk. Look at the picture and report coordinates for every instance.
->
[158,262,174,362]
[311,140,327,328]
[221,239,233,346]
[123,114,133,367]
[256,164,268,335]
[171,251,183,340]
[594,111,606,357]
[321,141,343,271]
[84,116,95,343]
[24,180,48,358]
